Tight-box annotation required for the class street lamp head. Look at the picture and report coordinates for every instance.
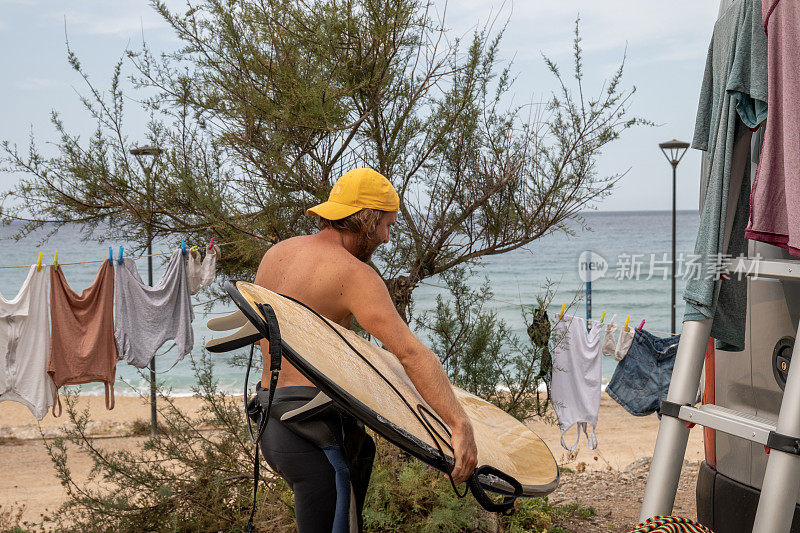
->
[129,145,163,157]
[659,139,690,166]
[129,145,162,173]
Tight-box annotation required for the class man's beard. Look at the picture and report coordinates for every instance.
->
[354,231,381,262]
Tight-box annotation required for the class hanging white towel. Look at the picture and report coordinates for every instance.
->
[551,315,602,451]
[0,266,56,420]
[114,250,195,369]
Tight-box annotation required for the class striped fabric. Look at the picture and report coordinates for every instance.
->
[631,515,714,532]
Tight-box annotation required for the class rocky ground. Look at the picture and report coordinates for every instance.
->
[549,458,700,532]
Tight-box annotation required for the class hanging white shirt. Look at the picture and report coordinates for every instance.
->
[0,266,55,420]
[551,315,602,451]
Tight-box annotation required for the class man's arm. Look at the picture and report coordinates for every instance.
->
[344,264,478,483]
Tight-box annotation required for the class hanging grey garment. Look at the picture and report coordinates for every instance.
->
[186,245,221,295]
[699,0,745,214]
[683,0,767,352]
[114,250,195,368]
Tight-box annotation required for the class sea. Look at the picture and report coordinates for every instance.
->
[0,210,700,397]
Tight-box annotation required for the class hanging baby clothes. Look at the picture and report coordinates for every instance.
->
[186,249,202,295]
[0,266,55,420]
[744,0,800,255]
[186,244,221,295]
[601,315,618,357]
[115,250,195,369]
[684,0,767,352]
[614,326,635,362]
[606,329,682,417]
[48,260,117,416]
[551,315,602,451]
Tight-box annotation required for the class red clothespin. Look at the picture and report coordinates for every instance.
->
[638,319,645,331]
[208,237,215,250]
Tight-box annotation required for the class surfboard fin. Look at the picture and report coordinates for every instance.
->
[279,391,334,422]
[207,309,248,331]
[205,322,263,353]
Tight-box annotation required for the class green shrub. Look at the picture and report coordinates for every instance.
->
[363,441,491,532]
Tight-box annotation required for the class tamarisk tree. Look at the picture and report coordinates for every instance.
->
[2,0,644,319]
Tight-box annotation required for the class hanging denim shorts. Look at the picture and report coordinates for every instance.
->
[606,328,681,416]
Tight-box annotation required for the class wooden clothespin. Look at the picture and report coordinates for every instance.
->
[638,319,646,331]
[600,310,606,323]
[624,315,631,331]
[36,252,43,272]
[559,303,566,319]
[53,250,59,270]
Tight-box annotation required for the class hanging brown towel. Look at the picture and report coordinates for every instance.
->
[47,259,117,416]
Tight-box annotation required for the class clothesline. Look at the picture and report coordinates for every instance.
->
[0,237,680,337]
[0,237,252,270]
[418,280,680,338]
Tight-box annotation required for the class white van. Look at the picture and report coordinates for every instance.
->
[695,238,800,531]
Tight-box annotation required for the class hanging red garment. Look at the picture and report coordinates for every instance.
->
[47,259,117,416]
[745,0,800,254]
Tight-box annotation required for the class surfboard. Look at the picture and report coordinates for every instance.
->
[224,281,559,497]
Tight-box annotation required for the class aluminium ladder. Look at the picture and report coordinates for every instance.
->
[640,257,800,532]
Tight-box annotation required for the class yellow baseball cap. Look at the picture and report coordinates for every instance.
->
[307,167,399,220]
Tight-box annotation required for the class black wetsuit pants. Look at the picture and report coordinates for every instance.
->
[258,386,376,533]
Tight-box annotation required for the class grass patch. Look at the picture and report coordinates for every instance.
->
[0,502,27,532]
[501,497,597,533]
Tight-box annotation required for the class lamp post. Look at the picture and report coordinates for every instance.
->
[659,139,690,335]
[130,145,163,436]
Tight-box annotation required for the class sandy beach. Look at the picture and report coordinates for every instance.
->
[0,392,705,529]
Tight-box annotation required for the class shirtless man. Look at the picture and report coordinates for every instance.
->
[253,167,478,532]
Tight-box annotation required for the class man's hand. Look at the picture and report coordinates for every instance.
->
[449,420,478,484]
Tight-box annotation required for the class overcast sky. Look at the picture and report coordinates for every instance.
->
[0,0,719,212]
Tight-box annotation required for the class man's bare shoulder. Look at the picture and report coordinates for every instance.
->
[263,234,310,255]
[262,233,378,279]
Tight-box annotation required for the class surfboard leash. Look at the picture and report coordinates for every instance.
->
[244,303,282,533]
[278,293,522,515]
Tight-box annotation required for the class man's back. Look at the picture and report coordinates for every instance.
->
[254,232,371,386]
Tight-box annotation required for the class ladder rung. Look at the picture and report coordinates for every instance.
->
[730,258,800,281]
[678,404,775,445]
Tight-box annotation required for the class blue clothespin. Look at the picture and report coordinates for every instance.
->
[109,246,113,263]
[181,239,186,256]
[118,246,124,265]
